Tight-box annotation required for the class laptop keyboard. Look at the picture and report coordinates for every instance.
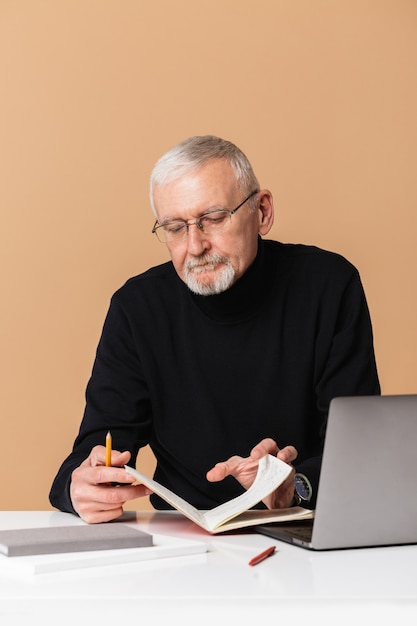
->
[255,520,314,544]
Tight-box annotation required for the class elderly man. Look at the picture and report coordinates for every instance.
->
[50,135,380,523]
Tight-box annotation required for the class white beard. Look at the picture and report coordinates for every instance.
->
[184,254,236,296]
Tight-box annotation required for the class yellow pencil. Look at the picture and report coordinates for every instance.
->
[106,431,112,467]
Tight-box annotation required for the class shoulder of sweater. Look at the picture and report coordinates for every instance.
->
[264,239,358,276]
[111,261,183,307]
[123,261,175,285]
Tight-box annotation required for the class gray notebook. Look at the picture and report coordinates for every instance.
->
[0,523,153,557]
[256,394,417,550]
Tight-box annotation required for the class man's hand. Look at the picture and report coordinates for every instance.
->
[70,445,151,524]
[206,438,298,509]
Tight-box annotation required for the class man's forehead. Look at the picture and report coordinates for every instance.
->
[153,161,239,217]
[160,159,237,189]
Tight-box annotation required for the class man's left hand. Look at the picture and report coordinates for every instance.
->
[206,438,297,509]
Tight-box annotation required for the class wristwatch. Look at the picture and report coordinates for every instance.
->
[293,473,313,506]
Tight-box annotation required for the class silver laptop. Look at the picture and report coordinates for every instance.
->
[256,394,417,550]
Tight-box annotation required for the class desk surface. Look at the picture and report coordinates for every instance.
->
[1,510,416,623]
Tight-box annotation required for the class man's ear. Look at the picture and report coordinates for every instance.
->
[257,190,274,235]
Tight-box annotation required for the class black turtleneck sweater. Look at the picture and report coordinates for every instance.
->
[49,238,380,513]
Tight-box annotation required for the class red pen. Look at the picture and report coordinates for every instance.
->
[248,545,276,566]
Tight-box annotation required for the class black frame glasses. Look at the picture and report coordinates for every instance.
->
[152,189,259,244]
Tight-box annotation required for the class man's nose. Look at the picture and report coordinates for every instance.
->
[186,223,210,254]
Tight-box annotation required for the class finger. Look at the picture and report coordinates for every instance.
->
[72,464,138,488]
[206,455,244,482]
[108,450,132,468]
[277,445,298,464]
[102,483,152,506]
[206,463,228,482]
[72,497,125,525]
[250,438,279,460]
[71,482,151,524]
[264,471,296,509]
[86,445,107,467]
[73,482,151,509]
[88,446,131,469]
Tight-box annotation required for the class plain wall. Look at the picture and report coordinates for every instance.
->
[1,0,416,511]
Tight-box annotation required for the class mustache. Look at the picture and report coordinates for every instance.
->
[185,254,229,271]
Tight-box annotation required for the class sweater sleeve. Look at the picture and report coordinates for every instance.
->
[49,296,152,514]
[294,267,380,507]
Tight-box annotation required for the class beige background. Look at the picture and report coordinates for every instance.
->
[1,0,416,511]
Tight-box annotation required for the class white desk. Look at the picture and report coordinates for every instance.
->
[1,511,416,624]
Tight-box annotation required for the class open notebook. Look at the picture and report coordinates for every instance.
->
[256,394,417,550]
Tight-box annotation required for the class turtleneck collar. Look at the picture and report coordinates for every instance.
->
[189,236,271,324]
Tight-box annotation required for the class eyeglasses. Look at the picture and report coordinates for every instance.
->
[152,189,259,244]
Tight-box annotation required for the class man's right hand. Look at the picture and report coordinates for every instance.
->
[70,445,151,524]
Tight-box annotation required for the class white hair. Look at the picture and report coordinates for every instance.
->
[149,135,260,215]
